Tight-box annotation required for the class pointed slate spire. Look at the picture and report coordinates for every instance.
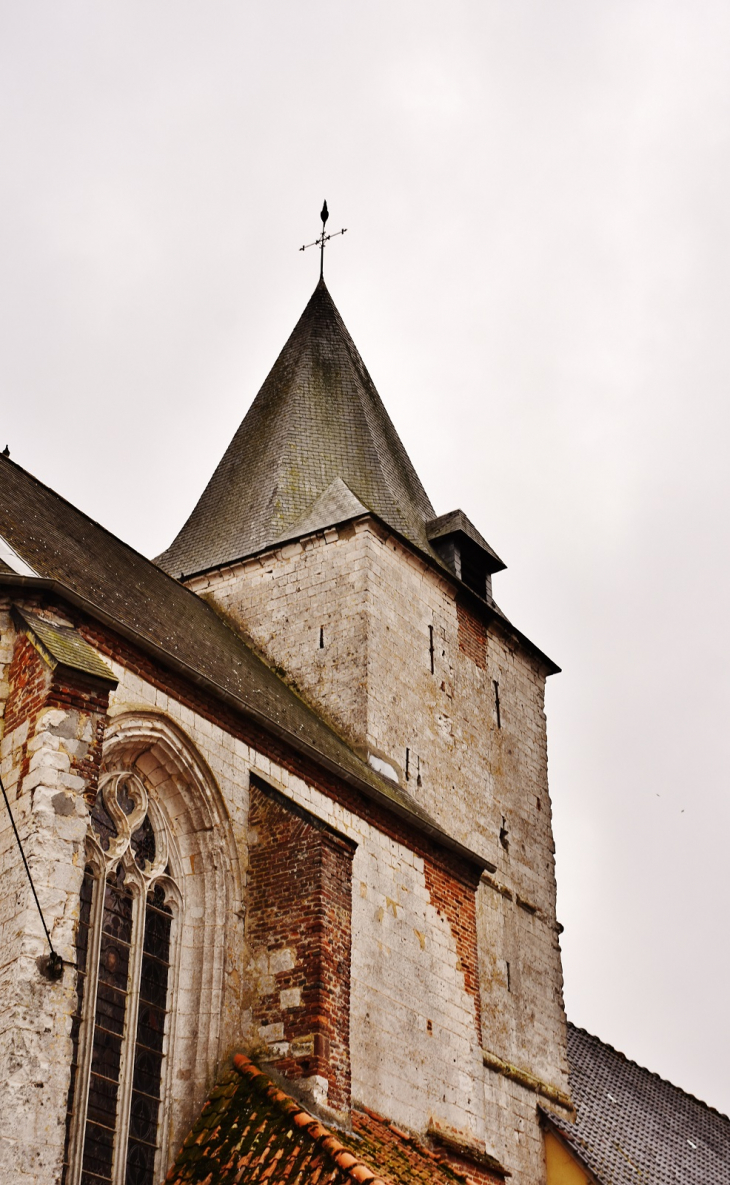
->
[156,279,436,578]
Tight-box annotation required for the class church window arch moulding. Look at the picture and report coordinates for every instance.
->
[63,769,181,1185]
[63,712,240,1185]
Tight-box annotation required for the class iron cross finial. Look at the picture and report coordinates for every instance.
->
[300,200,347,280]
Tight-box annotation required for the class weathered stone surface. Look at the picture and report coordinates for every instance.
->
[0,515,570,1185]
[0,604,110,1185]
[187,514,570,1182]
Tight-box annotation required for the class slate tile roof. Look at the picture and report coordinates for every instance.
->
[150,279,558,677]
[155,278,438,579]
[13,606,118,685]
[551,1023,730,1185]
[0,453,481,867]
[165,1054,504,1185]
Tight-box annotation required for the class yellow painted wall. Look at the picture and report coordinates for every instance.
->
[544,1130,593,1185]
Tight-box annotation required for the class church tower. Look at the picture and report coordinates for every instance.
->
[157,274,571,1175]
[2,220,724,1185]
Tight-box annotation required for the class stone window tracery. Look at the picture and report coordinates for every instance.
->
[63,770,181,1185]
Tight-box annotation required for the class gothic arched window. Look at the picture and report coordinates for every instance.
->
[63,771,181,1185]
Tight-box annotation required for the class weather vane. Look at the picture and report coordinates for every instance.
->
[300,201,347,279]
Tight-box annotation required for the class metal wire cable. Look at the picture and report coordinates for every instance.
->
[0,771,63,977]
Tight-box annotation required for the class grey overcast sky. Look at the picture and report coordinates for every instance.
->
[1,0,728,1116]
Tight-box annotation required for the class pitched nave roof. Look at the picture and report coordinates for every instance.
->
[0,453,485,870]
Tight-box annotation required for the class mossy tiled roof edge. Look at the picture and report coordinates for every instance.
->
[165,1053,500,1185]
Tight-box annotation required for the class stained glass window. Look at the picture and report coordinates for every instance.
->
[63,773,177,1185]
[125,887,172,1185]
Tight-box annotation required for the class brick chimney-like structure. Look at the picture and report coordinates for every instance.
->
[245,776,356,1119]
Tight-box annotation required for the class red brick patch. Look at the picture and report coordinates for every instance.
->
[247,777,356,1112]
[456,601,487,670]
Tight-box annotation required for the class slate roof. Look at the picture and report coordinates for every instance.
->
[425,511,506,574]
[550,1023,730,1185]
[274,477,370,546]
[156,278,438,578]
[0,454,484,868]
[152,278,559,675]
[13,606,118,685]
[165,1054,504,1185]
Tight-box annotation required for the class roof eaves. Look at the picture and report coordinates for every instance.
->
[181,509,560,678]
[0,571,491,874]
[538,1110,605,1185]
[566,1023,730,1123]
[231,1054,390,1185]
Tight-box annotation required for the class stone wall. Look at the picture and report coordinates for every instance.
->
[187,515,572,1182]
[246,776,356,1116]
[0,596,495,1172]
[89,618,492,1155]
[0,603,110,1185]
[0,566,571,1184]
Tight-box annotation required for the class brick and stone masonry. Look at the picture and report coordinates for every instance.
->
[187,513,571,1182]
[246,777,356,1116]
[0,604,113,1184]
[0,576,570,1184]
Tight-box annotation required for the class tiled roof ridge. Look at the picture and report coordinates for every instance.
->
[568,1022,730,1123]
[322,284,436,523]
[0,452,165,573]
[231,1054,391,1185]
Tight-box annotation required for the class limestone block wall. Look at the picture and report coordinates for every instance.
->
[193,523,372,754]
[478,875,569,1091]
[0,604,110,1185]
[186,520,556,904]
[0,587,569,1184]
[85,624,492,1156]
[187,517,570,1112]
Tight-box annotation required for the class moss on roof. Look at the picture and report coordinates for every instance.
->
[165,1054,502,1185]
[14,607,117,684]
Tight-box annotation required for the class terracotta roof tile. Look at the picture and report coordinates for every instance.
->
[0,453,482,868]
[165,1055,505,1185]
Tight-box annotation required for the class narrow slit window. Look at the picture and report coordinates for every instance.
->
[493,680,501,729]
[428,625,435,674]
